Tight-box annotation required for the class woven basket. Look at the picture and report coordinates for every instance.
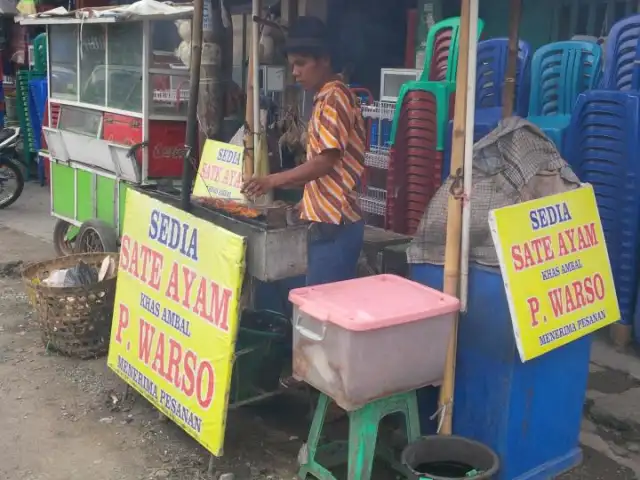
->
[22,253,119,359]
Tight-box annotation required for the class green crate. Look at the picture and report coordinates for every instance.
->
[33,33,48,73]
[15,69,45,169]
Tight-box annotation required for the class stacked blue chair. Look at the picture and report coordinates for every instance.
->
[475,38,532,130]
[630,39,640,90]
[602,14,640,90]
[443,38,532,181]
[565,90,640,329]
[527,41,602,154]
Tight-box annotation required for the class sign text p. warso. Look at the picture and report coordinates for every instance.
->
[107,189,246,456]
[489,185,620,362]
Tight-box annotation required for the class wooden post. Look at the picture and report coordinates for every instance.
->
[199,0,227,144]
[180,0,204,211]
[438,0,471,436]
[501,0,522,118]
[281,0,299,109]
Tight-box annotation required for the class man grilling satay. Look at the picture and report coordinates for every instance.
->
[242,16,366,288]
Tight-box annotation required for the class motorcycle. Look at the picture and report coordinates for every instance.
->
[0,127,25,209]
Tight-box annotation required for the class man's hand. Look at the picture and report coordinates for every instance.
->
[241,175,276,198]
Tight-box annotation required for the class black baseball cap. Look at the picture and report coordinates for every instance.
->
[283,16,330,57]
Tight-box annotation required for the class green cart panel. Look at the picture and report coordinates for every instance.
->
[76,169,93,221]
[51,162,75,218]
[50,162,130,236]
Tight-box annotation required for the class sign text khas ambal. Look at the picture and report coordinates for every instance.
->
[489,185,620,362]
[107,189,246,456]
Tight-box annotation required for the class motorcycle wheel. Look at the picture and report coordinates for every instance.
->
[0,159,24,209]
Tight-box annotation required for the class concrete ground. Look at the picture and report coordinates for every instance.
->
[2,183,640,479]
[0,182,56,242]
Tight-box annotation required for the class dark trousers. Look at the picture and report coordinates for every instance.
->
[306,220,365,286]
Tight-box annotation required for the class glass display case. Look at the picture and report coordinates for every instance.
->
[34,14,191,188]
[49,25,78,101]
[20,6,194,256]
[47,21,188,120]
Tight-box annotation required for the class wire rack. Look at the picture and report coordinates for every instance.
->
[359,186,387,217]
[361,100,396,121]
[364,145,391,169]
[359,101,396,223]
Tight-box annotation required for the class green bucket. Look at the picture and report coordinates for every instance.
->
[229,309,290,404]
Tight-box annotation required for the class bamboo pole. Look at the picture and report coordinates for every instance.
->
[243,35,256,181]
[438,0,471,436]
[251,0,261,176]
[243,0,261,181]
[501,0,523,118]
[180,0,204,211]
[459,0,479,312]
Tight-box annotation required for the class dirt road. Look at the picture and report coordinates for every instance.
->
[0,223,637,480]
[0,227,301,480]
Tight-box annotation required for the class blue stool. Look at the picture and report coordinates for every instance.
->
[527,114,570,154]
[474,106,502,136]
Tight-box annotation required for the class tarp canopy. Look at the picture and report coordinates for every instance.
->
[18,0,193,24]
[17,0,280,24]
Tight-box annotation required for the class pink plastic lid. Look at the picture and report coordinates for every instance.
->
[289,274,460,331]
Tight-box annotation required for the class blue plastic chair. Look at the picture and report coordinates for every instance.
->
[475,38,532,119]
[629,35,640,91]
[527,40,602,153]
[565,90,640,328]
[603,14,640,91]
[28,78,48,186]
[442,39,532,180]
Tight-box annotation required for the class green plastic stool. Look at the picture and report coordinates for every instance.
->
[389,81,455,150]
[420,17,485,83]
[297,390,421,480]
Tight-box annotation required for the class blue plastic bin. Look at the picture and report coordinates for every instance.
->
[412,263,591,480]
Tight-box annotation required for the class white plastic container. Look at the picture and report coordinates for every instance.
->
[289,274,460,411]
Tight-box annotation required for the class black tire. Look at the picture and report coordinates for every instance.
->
[52,219,77,257]
[73,219,119,254]
[0,159,24,209]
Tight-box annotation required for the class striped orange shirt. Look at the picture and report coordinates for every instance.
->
[300,80,366,224]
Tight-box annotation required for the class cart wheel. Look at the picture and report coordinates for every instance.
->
[53,220,77,257]
[74,220,119,254]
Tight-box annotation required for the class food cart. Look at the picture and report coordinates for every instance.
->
[21,4,193,255]
[19,2,311,462]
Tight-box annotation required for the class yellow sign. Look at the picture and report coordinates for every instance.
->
[107,189,246,456]
[192,140,244,200]
[489,185,620,362]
